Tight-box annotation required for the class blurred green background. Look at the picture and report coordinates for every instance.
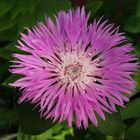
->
[0,0,140,140]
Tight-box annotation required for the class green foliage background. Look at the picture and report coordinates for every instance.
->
[0,0,140,140]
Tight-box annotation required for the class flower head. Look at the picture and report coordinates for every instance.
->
[10,7,138,128]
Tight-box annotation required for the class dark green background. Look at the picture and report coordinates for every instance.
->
[0,0,140,140]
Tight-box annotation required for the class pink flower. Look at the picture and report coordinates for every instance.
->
[10,7,138,128]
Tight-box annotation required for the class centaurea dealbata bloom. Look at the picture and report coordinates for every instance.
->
[10,7,138,129]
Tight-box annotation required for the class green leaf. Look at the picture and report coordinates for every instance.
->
[135,68,140,92]
[75,125,106,140]
[102,0,116,18]
[96,112,124,137]
[0,61,9,80]
[134,43,140,60]
[52,128,73,140]
[2,74,22,87]
[0,109,18,132]
[124,15,140,34]
[135,75,140,92]
[18,102,55,135]
[11,0,38,19]
[125,118,140,140]
[17,12,36,32]
[0,48,12,60]
[86,0,103,16]
[36,0,71,22]
[0,27,18,41]
[17,131,35,140]
[136,0,140,16]
[0,13,17,32]
[17,124,70,140]
[5,43,23,53]
[0,0,16,16]
[121,98,140,120]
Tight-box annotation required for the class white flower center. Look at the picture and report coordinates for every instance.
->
[58,51,94,87]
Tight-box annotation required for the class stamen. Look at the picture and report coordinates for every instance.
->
[58,51,96,86]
